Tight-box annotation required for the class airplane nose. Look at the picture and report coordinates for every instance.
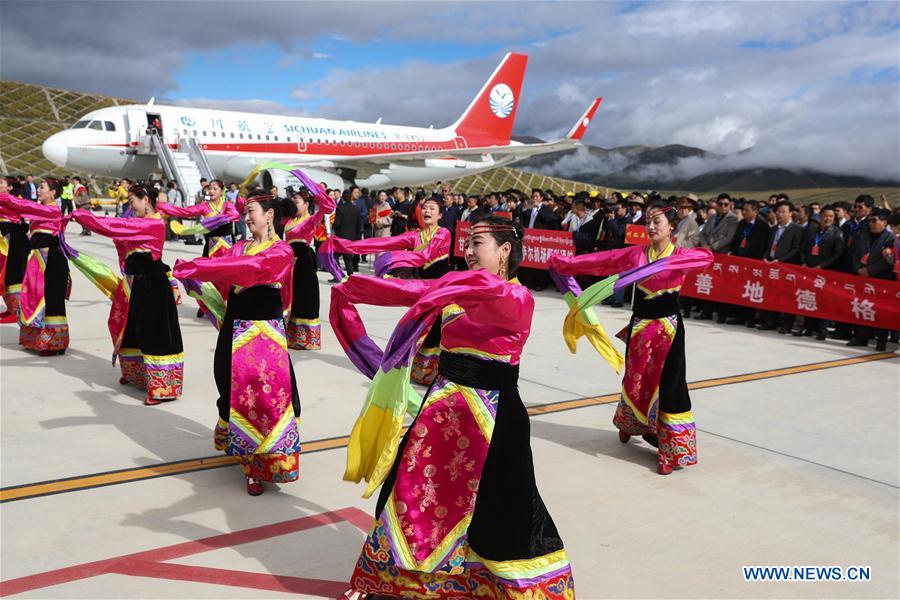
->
[42,133,68,167]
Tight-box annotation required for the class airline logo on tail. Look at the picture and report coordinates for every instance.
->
[490,83,515,118]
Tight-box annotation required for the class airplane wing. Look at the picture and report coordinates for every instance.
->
[287,98,602,175]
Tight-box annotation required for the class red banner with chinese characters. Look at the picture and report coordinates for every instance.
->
[625,224,649,245]
[681,254,900,329]
[454,222,576,268]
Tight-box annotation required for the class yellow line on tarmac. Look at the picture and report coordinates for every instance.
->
[1,352,895,503]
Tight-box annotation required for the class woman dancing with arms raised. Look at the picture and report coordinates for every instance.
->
[333,215,575,599]
[62,184,184,405]
[0,178,70,354]
[322,195,451,385]
[173,191,299,496]
[549,200,713,475]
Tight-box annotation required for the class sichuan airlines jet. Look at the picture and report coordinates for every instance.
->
[42,52,601,191]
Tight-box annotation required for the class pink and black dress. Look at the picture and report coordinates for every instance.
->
[323,226,451,385]
[281,191,335,350]
[158,198,239,318]
[173,238,301,484]
[65,209,184,402]
[0,195,70,353]
[331,270,574,599]
[0,194,30,316]
[550,243,713,471]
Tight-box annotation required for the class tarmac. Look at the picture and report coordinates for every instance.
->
[0,232,898,599]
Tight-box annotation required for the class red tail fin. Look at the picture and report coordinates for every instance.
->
[451,52,528,146]
[567,98,602,140]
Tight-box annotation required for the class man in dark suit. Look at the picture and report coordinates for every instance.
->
[832,195,874,339]
[725,200,769,326]
[847,209,896,351]
[519,189,559,291]
[758,200,804,333]
[794,204,843,339]
[333,189,361,278]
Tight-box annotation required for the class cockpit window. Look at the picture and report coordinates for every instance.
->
[87,121,103,130]
[104,121,116,131]
[71,120,90,129]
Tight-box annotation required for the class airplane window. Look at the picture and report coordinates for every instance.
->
[71,120,89,129]
[274,136,278,141]
[391,144,396,150]
[211,132,216,137]
[239,134,243,139]
[104,121,116,131]
[88,121,103,130]
[202,131,207,136]
[231,133,235,138]
[257,134,261,140]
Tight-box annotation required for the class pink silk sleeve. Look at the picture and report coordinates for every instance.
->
[394,270,533,336]
[156,202,207,219]
[549,245,644,277]
[0,195,60,222]
[375,227,451,274]
[331,230,418,255]
[172,241,294,288]
[67,209,164,247]
[330,274,430,378]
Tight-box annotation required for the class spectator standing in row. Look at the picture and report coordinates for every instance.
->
[23,174,38,201]
[71,176,92,236]
[757,201,803,333]
[333,189,361,278]
[390,187,411,236]
[697,193,739,321]
[724,200,769,326]
[832,195,874,339]
[847,209,896,351]
[371,190,393,239]
[793,204,844,339]
[673,195,700,249]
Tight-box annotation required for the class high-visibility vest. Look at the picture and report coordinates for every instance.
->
[61,183,74,200]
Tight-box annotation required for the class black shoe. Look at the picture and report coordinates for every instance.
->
[196,308,204,318]
[791,329,804,337]
[875,340,887,352]
[816,332,827,341]
[327,278,339,283]
[745,320,757,329]
[890,332,899,343]
[725,318,744,325]
[610,300,624,308]
[641,434,659,448]
[716,316,727,324]
[757,323,775,331]
[777,327,789,335]
[601,297,614,306]
[846,338,868,347]
[695,313,712,321]
[682,311,691,319]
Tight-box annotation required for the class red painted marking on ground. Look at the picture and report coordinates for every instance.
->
[0,507,373,597]
[107,559,349,597]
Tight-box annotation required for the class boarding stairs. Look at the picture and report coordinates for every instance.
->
[147,133,213,202]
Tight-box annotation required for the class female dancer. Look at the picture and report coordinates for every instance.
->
[158,179,239,319]
[549,201,713,475]
[0,179,70,354]
[332,216,575,599]
[282,186,335,350]
[0,178,30,323]
[62,185,184,405]
[322,196,451,384]
[173,192,300,496]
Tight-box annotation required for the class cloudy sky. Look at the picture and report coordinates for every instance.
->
[2,1,898,180]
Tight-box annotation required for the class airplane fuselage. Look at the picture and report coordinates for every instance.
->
[42,103,517,189]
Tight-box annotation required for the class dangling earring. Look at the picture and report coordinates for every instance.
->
[499,259,508,280]
[267,221,273,237]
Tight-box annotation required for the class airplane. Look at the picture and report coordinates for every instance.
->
[42,52,601,193]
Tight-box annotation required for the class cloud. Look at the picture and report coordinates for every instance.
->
[1,1,897,180]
